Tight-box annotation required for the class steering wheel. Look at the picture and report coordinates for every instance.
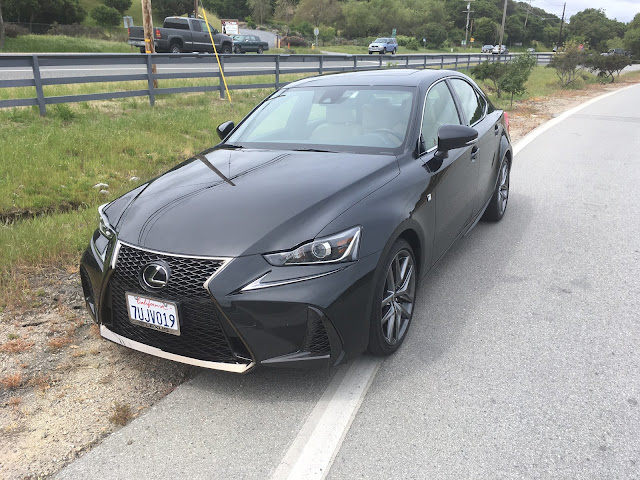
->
[372,128,403,143]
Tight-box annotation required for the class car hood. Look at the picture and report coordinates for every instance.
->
[110,148,399,257]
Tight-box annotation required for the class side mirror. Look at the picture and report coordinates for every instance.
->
[216,121,235,140]
[434,124,478,160]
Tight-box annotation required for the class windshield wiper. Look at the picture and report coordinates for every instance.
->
[292,148,338,153]
[216,143,243,150]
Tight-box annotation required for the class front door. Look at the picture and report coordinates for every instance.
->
[420,80,478,263]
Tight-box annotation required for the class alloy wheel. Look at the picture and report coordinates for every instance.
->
[380,249,415,345]
[498,160,510,214]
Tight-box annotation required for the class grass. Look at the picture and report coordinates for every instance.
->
[0,373,24,390]
[2,35,132,54]
[0,339,35,354]
[109,402,134,425]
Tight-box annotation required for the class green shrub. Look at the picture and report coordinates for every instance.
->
[4,24,30,38]
[405,38,421,51]
[585,53,632,82]
[91,5,121,27]
[104,0,132,14]
[282,35,309,47]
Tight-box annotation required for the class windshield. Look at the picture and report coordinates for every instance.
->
[226,86,415,154]
[374,38,388,43]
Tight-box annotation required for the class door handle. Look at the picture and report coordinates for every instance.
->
[494,124,500,136]
[471,146,479,161]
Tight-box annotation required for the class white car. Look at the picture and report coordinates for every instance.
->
[492,45,508,55]
[481,45,493,53]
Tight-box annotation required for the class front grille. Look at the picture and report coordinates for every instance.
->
[107,243,245,364]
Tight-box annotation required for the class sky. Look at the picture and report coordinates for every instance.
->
[533,0,640,23]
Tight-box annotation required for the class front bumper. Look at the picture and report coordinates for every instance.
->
[81,235,379,373]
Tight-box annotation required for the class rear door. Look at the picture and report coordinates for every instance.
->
[420,80,478,262]
[449,78,502,216]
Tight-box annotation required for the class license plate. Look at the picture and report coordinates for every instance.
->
[125,293,180,336]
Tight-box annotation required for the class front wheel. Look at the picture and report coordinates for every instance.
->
[392,48,396,55]
[379,49,385,55]
[221,44,232,54]
[234,45,241,54]
[368,239,417,356]
[257,46,263,54]
[482,155,510,222]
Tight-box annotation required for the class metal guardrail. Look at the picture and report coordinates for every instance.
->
[0,52,553,116]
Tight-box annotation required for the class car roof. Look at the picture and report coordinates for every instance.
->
[285,69,466,88]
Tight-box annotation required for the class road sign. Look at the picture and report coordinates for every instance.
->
[314,27,319,36]
[470,37,475,42]
[391,28,397,38]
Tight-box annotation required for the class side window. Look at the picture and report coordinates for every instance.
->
[449,79,484,125]
[421,81,461,151]
[191,20,201,32]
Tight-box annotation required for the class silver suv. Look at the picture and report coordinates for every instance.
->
[368,37,398,55]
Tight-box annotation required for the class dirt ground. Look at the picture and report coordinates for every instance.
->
[1,76,638,480]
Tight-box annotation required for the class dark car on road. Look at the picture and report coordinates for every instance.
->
[81,69,512,373]
[232,34,269,54]
[128,16,233,54]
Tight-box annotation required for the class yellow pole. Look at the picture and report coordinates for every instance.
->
[201,5,232,103]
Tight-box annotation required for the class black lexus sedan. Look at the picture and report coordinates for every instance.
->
[80,69,512,374]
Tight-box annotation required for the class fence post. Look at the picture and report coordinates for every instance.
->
[379,56,382,68]
[219,55,225,99]
[467,55,470,70]
[319,55,323,75]
[406,56,409,67]
[423,55,427,69]
[440,55,444,69]
[275,55,280,89]
[31,55,46,116]
[145,54,155,106]
[454,56,458,71]
[353,55,357,71]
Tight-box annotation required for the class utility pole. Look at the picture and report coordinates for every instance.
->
[524,0,532,28]
[194,0,198,18]
[498,0,507,56]
[463,1,474,50]
[141,0,158,88]
[556,2,566,51]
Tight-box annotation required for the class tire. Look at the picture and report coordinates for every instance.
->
[139,47,146,54]
[379,49,385,55]
[368,51,373,55]
[368,239,417,356]
[170,43,182,54]
[392,48,396,55]
[222,44,232,54]
[482,155,510,222]
[234,45,241,54]
[257,46,263,54]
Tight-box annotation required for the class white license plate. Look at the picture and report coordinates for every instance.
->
[126,293,180,336]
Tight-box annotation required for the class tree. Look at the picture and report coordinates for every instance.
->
[247,0,272,24]
[473,17,499,45]
[499,53,536,105]
[624,28,640,58]
[154,0,193,19]
[585,54,632,82]
[91,5,120,26]
[567,9,626,50]
[104,0,132,15]
[416,22,447,48]
[3,0,86,25]
[294,0,338,27]
[471,61,508,97]
[546,41,587,87]
[274,0,296,22]
[203,0,250,20]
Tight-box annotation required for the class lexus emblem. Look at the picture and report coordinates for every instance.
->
[141,263,170,290]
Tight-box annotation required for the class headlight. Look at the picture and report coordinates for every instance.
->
[264,226,361,266]
[98,204,115,239]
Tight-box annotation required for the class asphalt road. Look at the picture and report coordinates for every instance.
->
[56,84,640,479]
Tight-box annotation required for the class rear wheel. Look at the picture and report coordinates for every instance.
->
[482,155,510,222]
[257,46,263,54]
[368,239,416,356]
[170,43,182,54]
[139,47,146,54]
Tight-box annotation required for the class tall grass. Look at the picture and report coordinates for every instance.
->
[2,35,133,53]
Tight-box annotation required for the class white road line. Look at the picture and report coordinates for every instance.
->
[513,83,640,157]
[270,356,382,480]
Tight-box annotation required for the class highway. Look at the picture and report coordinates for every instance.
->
[55,83,640,479]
